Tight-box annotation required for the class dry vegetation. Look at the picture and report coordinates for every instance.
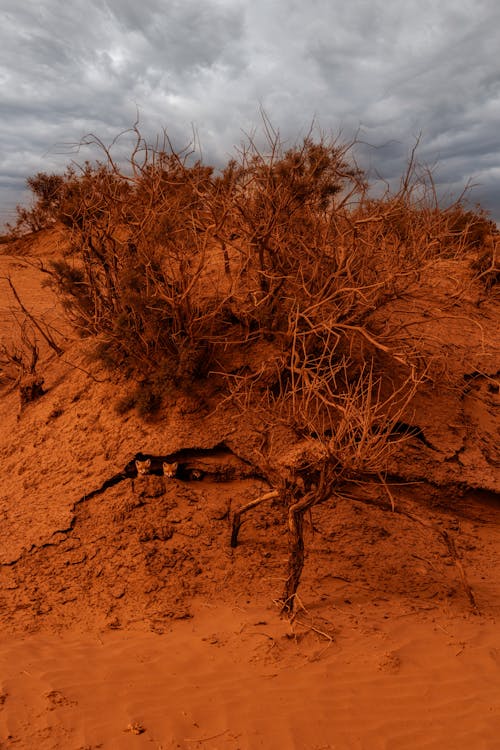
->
[6,123,498,610]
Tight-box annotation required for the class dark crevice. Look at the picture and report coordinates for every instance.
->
[390,421,437,450]
[77,443,261,505]
[308,421,437,451]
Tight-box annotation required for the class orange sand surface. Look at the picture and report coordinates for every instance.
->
[1,601,499,750]
[1,229,498,749]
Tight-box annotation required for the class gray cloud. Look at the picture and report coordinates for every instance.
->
[1,0,499,226]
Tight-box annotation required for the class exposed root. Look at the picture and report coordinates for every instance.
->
[281,492,317,613]
[344,491,480,615]
[400,507,480,615]
[230,490,279,547]
[278,594,335,655]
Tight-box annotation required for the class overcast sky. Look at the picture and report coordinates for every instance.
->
[1,0,500,227]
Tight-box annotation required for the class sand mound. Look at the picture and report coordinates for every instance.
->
[0,229,499,748]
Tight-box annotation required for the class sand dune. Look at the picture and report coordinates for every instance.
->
[1,229,499,749]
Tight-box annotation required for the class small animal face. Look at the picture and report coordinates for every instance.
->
[162,461,179,478]
[135,458,151,475]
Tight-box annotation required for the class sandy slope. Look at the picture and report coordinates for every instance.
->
[0,230,499,749]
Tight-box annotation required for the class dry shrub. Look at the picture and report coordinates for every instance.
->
[0,320,45,407]
[6,173,66,236]
[18,123,494,607]
[471,232,499,290]
[42,137,227,388]
[34,124,495,386]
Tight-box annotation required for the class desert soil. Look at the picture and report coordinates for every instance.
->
[0,230,499,749]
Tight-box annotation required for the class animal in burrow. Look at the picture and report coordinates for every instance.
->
[163,461,204,481]
[135,458,152,475]
[162,460,179,478]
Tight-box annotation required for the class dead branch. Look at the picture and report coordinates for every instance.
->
[339,491,479,615]
[282,491,318,613]
[397,506,479,614]
[230,490,279,547]
[2,276,64,356]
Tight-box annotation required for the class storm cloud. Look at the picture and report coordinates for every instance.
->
[1,0,499,225]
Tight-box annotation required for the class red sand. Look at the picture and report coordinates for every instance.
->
[0,230,499,749]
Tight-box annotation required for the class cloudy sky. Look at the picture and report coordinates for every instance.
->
[1,0,500,226]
